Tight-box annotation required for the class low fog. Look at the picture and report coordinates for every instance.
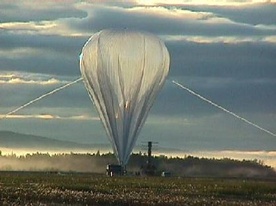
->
[0,152,275,178]
[0,153,109,173]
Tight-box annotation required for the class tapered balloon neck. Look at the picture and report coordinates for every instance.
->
[120,162,125,168]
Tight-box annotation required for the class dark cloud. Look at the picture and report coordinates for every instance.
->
[157,78,276,115]
[0,55,79,76]
[140,110,276,151]
[70,5,276,37]
[0,32,88,76]
[168,40,276,79]
[181,3,276,26]
[149,39,276,117]
[0,32,87,54]
[30,83,91,109]
[0,2,86,23]
[0,81,90,109]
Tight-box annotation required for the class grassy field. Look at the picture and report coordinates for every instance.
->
[0,171,275,206]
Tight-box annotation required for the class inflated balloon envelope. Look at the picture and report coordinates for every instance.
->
[80,29,170,166]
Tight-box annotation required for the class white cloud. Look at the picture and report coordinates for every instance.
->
[135,0,276,6]
[162,35,272,44]
[0,1,88,37]
[0,113,100,121]
[0,20,84,37]
[129,6,214,20]
[0,21,57,32]
[264,35,276,43]
[147,115,191,125]
[0,72,72,85]
[0,114,57,120]
[0,48,44,59]
[0,73,16,78]
[0,77,62,85]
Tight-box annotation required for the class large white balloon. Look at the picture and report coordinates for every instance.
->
[80,29,170,166]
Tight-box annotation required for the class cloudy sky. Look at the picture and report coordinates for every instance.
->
[0,0,275,166]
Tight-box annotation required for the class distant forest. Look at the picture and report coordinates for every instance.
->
[0,151,275,178]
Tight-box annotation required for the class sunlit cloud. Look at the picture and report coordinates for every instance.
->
[97,5,231,24]
[0,113,100,121]
[264,35,276,43]
[129,6,214,20]
[0,114,57,120]
[0,21,57,32]
[0,0,88,37]
[195,150,276,158]
[0,0,74,10]
[0,20,84,37]
[163,34,276,44]
[0,77,62,85]
[147,115,191,125]
[135,0,276,6]
[68,115,100,121]
[255,24,276,31]
[0,72,70,85]
[0,48,44,58]
[0,73,16,78]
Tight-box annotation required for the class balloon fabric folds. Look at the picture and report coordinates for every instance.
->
[80,30,170,166]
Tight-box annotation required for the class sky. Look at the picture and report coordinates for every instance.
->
[0,0,275,166]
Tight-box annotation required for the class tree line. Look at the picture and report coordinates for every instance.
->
[0,151,275,178]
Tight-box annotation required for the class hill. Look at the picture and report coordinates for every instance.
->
[0,131,104,150]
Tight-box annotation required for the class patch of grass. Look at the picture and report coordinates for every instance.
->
[0,172,275,205]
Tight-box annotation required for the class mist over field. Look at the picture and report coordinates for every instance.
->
[0,131,275,171]
[0,151,275,179]
[0,153,103,173]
